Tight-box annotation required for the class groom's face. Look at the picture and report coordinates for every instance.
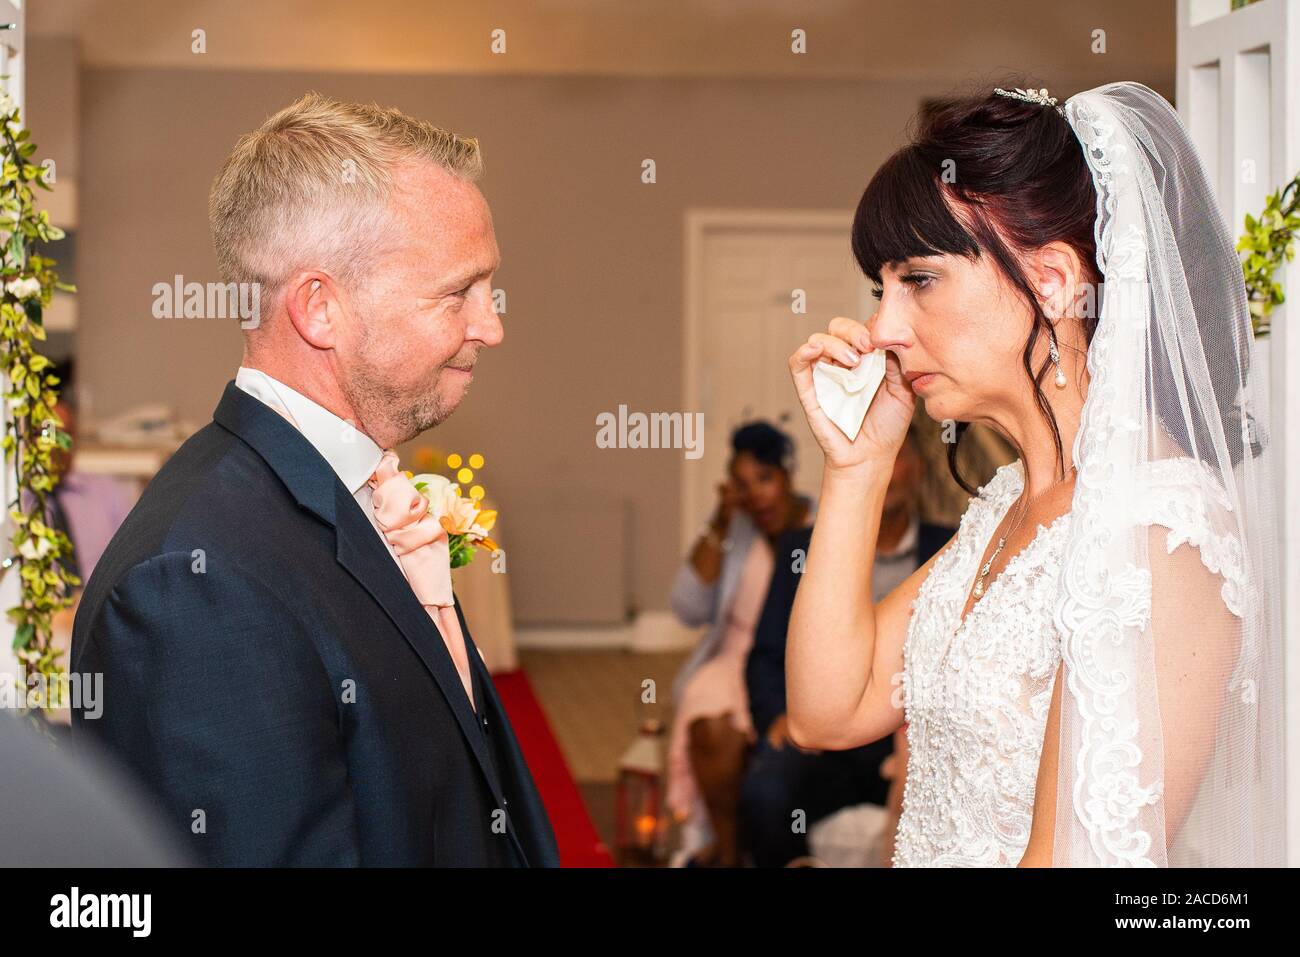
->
[338,160,503,447]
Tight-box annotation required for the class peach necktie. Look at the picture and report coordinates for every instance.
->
[368,450,476,712]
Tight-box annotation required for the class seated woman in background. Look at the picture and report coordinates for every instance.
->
[666,421,816,867]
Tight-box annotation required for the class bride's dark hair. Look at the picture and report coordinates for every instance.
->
[851,83,1101,495]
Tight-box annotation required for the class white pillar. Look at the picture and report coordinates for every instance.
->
[1179,0,1300,866]
[0,0,25,688]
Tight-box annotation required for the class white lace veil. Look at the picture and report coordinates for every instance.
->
[1052,81,1286,866]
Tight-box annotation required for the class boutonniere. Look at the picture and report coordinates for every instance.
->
[405,454,499,569]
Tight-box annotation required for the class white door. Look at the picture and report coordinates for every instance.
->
[682,210,871,550]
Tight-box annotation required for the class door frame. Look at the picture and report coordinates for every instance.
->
[680,208,865,553]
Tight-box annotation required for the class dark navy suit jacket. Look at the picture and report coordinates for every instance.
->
[746,520,955,739]
[71,382,560,867]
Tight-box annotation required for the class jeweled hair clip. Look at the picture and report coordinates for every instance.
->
[993,86,1065,116]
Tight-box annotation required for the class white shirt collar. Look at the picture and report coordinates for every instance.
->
[234,366,385,496]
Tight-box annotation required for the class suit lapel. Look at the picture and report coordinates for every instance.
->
[337,493,532,865]
[455,599,550,866]
[455,595,535,865]
[213,381,527,861]
[332,493,503,787]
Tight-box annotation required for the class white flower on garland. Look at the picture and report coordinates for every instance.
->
[5,277,42,300]
[18,535,52,561]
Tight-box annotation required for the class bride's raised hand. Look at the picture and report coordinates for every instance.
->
[788,316,916,473]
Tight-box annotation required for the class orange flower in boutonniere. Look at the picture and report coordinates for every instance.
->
[408,458,499,569]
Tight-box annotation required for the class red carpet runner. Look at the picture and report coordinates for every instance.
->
[492,670,615,867]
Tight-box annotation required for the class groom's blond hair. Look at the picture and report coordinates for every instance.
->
[208,92,483,310]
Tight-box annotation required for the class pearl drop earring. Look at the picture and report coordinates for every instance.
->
[1048,324,1067,389]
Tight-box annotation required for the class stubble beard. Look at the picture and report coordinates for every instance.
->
[342,327,460,447]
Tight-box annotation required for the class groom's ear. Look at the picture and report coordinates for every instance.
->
[284,272,341,350]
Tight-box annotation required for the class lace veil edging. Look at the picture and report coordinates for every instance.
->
[1051,82,1285,867]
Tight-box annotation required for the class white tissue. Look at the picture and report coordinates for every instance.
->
[812,349,887,441]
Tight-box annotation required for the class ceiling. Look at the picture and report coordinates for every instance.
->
[28,0,1175,88]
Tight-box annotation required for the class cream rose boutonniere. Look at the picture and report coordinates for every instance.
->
[407,464,499,569]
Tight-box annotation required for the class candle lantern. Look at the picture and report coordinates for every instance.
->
[614,718,667,866]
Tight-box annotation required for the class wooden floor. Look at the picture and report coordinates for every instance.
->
[519,648,689,781]
[518,647,690,853]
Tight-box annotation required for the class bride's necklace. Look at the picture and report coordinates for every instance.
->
[971,462,1077,599]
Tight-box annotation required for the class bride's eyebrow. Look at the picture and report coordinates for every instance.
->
[884,257,927,275]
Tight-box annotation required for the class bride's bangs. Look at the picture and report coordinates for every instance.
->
[851,146,980,285]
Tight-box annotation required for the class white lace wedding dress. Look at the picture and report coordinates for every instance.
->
[891,455,1246,867]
